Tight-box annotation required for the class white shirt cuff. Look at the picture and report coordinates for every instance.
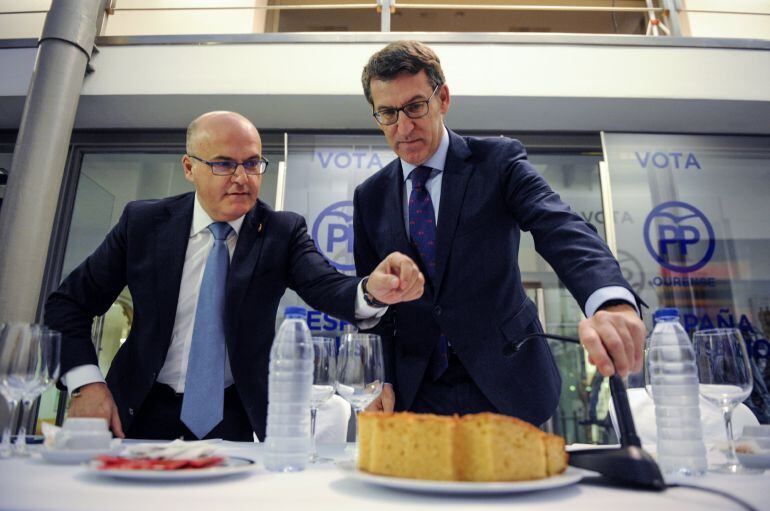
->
[62,364,106,396]
[354,280,388,329]
[584,286,639,317]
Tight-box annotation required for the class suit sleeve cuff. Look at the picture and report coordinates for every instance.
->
[62,365,106,397]
[584,286,639,317]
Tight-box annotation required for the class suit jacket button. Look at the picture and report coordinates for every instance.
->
[433,306,442,316]
[128,408,134,416]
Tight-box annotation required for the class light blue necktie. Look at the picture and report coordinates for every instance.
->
[180,222,233,439]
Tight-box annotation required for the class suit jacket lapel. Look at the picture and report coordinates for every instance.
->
[154,193,194,356]
[434,130,473,297]
[225,201,267,348]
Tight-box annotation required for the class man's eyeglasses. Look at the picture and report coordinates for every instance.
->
[372,84,441,126]
[189,154,269,176]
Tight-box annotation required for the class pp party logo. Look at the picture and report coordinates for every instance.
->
[312,200,355,271]
[643,201,715,273]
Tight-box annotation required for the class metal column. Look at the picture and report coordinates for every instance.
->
[0,0,107,322]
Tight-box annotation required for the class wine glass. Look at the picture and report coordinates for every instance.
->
[0,323,32,457]
[14,327,61,456]
[692,328,759,474]
[0,323,45,458]
[309,336,336,463]
[336,333,383,458]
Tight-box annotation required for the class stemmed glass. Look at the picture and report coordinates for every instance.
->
[692,328,759,474]
[0,323,26,458]
[335,333,383,458]
[0,323,61,458]
[14,327,61,456]
[309,336,336,463]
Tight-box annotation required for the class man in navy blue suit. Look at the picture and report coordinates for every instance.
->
[46,111,424,441]
[354,41,645,424]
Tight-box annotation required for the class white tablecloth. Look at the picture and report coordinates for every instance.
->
[0,442,767,511]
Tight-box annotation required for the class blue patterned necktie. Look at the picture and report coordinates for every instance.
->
[181,221,233,439]
[408,166,449,380]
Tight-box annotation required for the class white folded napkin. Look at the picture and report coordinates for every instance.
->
[125,439,221,460]
[315,394,352,444]
[41,422,61,447]
[610,388,760,450]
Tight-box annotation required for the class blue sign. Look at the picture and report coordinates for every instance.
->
[315,151,386,171]
[312,200,355,271]
[634,151,702,170]
[643,201,715,273]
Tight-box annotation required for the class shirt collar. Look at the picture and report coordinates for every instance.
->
[191,193,245,238]
[401,125,450,182]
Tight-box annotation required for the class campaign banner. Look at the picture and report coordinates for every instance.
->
[604,133,770,420]
[278,134,396,340]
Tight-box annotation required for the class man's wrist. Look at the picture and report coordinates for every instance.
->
[361,276,388,308]
[71,382,106,398]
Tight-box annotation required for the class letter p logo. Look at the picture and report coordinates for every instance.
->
[312,200,356,271]
[644,201,715,273]
[658,224,700,257]
[326,223,353,254]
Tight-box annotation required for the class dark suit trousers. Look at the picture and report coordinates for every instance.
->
[126,383,253,441]
[409,351,499,416]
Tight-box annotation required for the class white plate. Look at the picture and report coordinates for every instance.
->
[342,463,583,495]
[736,452,770,470]
[40,445,123,465]
[90,456,257,481]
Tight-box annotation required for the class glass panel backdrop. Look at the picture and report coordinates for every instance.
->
[283,134,613,443]
[279,134,394,335]
[525,153,616,444]
[605,133,770,423]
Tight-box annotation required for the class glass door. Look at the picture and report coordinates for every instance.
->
[604,133,770,423]
[523,153,617,444]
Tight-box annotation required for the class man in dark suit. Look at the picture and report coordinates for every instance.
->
[45,111,423,441]
[354,41,646,425]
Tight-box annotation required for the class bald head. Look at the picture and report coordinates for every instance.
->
[182,111,263,222]
[186,111,259,155]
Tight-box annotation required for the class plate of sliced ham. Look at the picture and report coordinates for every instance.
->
[90,455,256,481]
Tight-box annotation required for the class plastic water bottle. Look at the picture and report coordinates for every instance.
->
[648,307,707,476]
[264,306,313,472]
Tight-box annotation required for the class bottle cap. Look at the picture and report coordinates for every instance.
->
[654,307,679,320]
[284,306,307,319]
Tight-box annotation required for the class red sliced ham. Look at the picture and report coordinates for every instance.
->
[96,455,225,471]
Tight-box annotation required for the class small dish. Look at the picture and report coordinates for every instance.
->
[742,425,770,438]
[736,452,770,470]
[40,443,123,465]
[739,425,770,450]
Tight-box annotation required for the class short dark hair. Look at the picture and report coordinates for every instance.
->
[361,40,446,106]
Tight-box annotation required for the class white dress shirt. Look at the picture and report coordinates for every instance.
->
[400,126,638,318]
[63,194,383,394]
